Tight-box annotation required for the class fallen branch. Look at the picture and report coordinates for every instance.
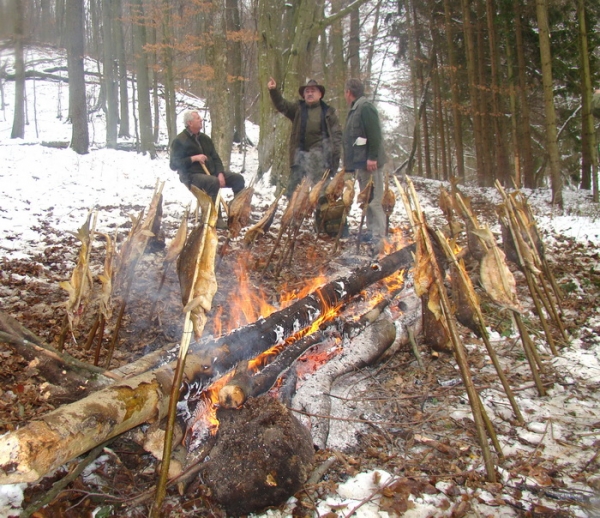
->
[19,439,113,518]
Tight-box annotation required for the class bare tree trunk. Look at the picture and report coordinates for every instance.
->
[442,0,464,180]
[514,0,534,188]
[227,0,245,145]
[504,25,520,187]
[327,0,347,119]
[159,0,176,143]
[114,0,130,138]
[476,0,493,187]
[130,0,156,158]
[535,0,563,207]
[577,0,598,200]
[207,0,234,170]
[348,2,360,78]
[485,0,509,186]
[102,0,119,148]
[66,0,89,154]
[152,29,161,144]
[10,0,25,139]
[364,0,381,85]
[406,0,422,176]
[461,0,485,185]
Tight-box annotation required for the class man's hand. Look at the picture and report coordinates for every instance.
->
[267,77,276,90]
[218,172,226,188]
[193,154,207,164]
[366,159,378,172]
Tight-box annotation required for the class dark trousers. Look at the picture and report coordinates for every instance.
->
[182,171,245,202]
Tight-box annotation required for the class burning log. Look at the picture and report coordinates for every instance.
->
[217,332,327,409]
[189,242,416,382]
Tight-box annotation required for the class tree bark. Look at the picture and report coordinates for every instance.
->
[577,0,598,200]
[130,0,156,158]
[10,0,25,139]
[461,0,485,185]
[227,0,245,145]
[535,0,563,207]
[161,0,177,144]
[114,0,130,138]
[207,0,234,170]
[485,0,510,186]
[443,0,464,180]
[513,0,535,188]
[102,0,119,148]
[66,0,90,154]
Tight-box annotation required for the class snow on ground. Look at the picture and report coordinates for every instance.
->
[1,46,600,516]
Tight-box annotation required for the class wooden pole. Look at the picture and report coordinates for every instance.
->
[406,178,498,482]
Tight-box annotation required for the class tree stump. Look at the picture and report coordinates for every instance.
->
[201,395,314,516]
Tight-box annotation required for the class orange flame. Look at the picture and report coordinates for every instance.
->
[194,233,411,444]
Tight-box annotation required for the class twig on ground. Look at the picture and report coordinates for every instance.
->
[20,439,113,518]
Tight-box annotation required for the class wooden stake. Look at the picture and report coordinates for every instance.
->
[151,191,217,516]
[436,230,524,424]
[514,313,546,396]
[406,178,498,482]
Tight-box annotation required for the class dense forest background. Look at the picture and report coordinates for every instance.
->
[0,0,599,207]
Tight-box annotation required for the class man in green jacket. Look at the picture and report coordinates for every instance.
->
[267,78,342,198]
[343,78,387,251]
[170,110,245,204]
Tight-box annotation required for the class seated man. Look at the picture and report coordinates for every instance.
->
[170,110,245,207]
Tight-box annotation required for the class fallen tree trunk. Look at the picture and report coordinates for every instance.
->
[0,370,169,484]
[0,244,415,485]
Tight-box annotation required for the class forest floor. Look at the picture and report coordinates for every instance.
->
[1,175,600,517]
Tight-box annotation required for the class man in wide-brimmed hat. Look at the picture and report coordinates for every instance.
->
[267,77,342,199]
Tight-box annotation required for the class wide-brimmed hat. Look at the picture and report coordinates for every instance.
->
[299,79,325,98]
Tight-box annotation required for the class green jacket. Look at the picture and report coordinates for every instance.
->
[343,95,386,171]
[269,88,342,173]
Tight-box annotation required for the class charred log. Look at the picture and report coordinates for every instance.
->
[190,243,416,384]
[218,331,327,409]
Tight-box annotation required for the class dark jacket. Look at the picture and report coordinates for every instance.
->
[343,95,386,171]
[269,88,342,172]
[170,129,224,186]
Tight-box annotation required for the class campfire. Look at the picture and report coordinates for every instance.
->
[0,174,572,516]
